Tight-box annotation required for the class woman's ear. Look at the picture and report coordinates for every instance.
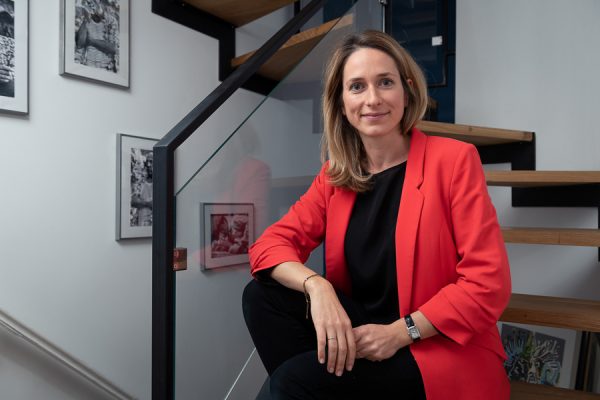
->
[404,79,413,105]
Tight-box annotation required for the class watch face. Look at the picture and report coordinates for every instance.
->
[408,326,420,340]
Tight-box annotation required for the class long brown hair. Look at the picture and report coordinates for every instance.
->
[321,30,428,192]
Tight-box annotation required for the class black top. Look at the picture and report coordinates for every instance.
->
[344,162,406,324]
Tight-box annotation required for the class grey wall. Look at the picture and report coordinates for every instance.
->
[6,1,597,399]
[456,0,600,301]
[0,329,113,400]
[0,1,287,399]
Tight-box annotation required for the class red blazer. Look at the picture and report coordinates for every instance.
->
[250,128,512,400]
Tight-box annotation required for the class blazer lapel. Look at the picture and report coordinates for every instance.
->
[396,129,427,315]
[324,129,427,304]
[325,187,355,296]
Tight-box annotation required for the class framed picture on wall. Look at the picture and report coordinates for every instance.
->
[499,322,581,389]
[0,0,28,114]
[116,134,157,240]
[200,203,255,270]
[60,0,129,88]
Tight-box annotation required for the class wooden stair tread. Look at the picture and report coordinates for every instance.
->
[417,120,533,146]
[486,170,600,187]
[510,381,600,399]
[185,0,296,27]
[502,227,600,247]
[231,15,353,81]
[501,293,600,332]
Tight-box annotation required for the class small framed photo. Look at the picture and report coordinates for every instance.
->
[60,0,129,88]
[116,134,157,240]
[0,0,28,114]
[200,203,255,270]
[499,322,581,389]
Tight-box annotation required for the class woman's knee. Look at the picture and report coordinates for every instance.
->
[269,358,308,400]
[242,279,262,320]
[269,351,329,399]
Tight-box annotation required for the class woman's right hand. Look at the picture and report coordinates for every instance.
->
[304,276,356,376]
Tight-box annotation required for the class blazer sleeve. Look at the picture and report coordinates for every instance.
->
[418,144,512,345]
[248,164,329,277]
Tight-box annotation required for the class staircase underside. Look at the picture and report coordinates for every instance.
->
[184,0,295,27]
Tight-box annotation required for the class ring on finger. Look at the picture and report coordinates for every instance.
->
[327,337,337,341]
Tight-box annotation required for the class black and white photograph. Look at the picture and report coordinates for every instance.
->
[60,0,129,87]
[200,203,254,270]
[116,134,157,240]
[0,0,27,114]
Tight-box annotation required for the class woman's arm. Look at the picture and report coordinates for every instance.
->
[418,144,511,345]
[249,164,356,376]
[249,165,330,277]
[352,311,437,361]
[271,261,356,376]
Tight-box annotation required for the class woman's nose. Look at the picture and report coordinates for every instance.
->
[365,86,382,106]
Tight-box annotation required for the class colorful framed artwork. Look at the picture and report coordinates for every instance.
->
[60,0,129,87]
[499,322,581,389]
[0,0,28,114]
[200,203,255,270]
[116,134,157,240]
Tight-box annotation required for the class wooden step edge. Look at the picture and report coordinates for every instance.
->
[231,15,353,70]
[486,170,600,187]
[417,120,534,146]
[501,227,600,247]
[185,0,296,27]
[510,381,600,399]
[501,293,600,332]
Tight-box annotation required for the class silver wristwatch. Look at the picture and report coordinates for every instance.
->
[404,315,421,342]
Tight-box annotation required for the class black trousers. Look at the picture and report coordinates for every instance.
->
[242,279,426,400]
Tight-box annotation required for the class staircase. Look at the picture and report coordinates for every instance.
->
[152,0,354,95]
[151,0,599,399]
[419,120,600,399]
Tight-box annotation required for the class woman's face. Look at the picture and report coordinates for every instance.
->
[341,48,407,141]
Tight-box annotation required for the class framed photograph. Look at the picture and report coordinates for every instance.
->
[60,0,129,88]
[200,203,255,270]
[0,0,28,114]
[116,134,157,240]
[499,322,581,389]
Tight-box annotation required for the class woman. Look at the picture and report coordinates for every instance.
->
[243,30,511,400]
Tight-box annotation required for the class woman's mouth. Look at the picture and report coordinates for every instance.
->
[361,112,389,120]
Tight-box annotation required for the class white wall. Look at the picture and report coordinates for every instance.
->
[0,0,336,398]
[13,1,597,399]
[0,329,112,400]
[456,0,600,301]
[0,1,274,399]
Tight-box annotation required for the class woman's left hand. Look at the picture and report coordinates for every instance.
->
[353,322,408,361]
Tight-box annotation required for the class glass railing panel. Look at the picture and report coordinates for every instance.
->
[172,0,382,398]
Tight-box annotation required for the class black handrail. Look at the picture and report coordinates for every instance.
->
[151,1,327,399]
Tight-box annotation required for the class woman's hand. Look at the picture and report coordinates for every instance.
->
[353,321,409,361]
[305,277,356,376]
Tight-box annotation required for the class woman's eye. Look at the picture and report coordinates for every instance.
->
[349,82,363,91]
[380,78,394,87]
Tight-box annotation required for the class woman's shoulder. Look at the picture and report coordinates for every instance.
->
[421,131,478,164]
[425,133,475,152]
[415,129,481,173]
[310,161,348,197]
